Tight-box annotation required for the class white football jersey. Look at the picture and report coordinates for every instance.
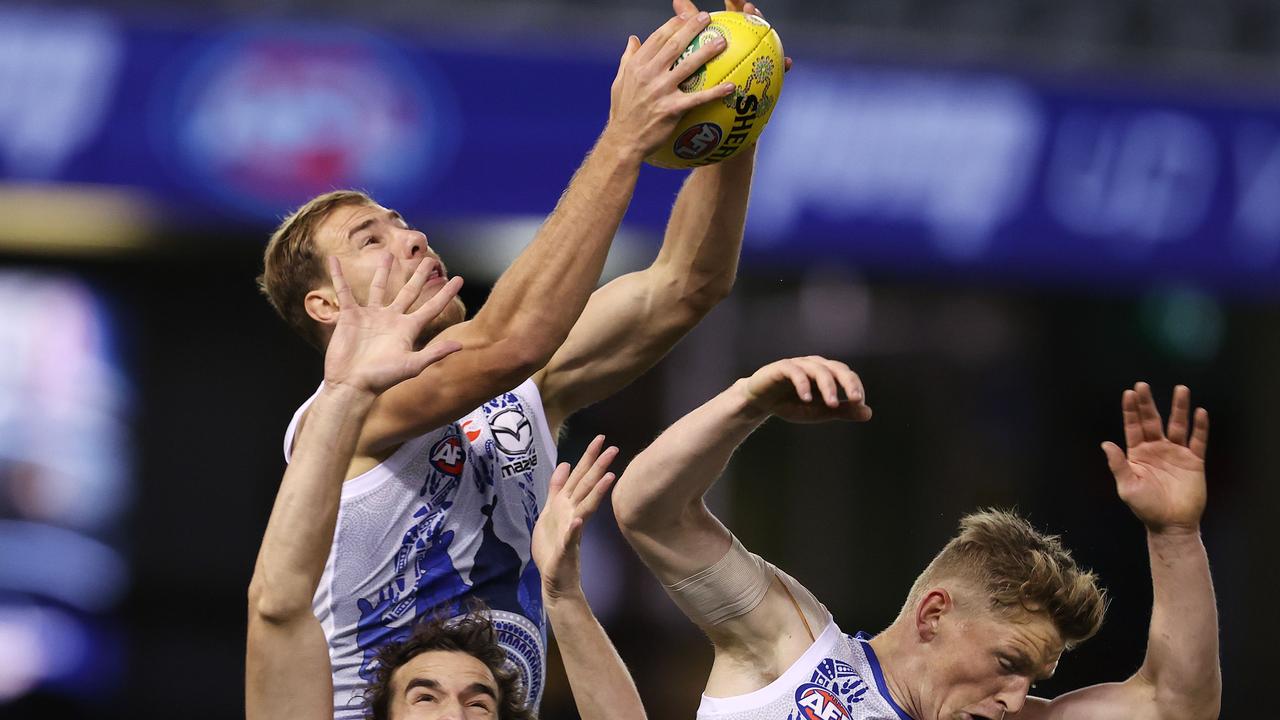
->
[283,379,557,720]
[698,622,913,720]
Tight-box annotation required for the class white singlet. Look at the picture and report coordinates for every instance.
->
[698,621,914,720]
[283,379,557,719]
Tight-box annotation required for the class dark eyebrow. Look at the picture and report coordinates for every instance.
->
[405,678,440,695]
[347,217,379,242]
[465,682,498,700]
[402,678,498,701]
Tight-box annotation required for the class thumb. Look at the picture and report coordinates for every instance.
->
[1100,441,1132,483]
[409,339,462,375]
[620,34,640,65]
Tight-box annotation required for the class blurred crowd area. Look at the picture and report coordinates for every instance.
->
[1,0,1277,718]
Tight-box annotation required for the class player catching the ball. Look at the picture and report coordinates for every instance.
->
[247,256,646,720]
[256,2,782,716]
[612,356,1222,720]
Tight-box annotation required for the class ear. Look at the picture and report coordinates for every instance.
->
[304,286,339,327]
[914,588,952,642]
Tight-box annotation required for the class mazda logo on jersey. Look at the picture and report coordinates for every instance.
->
[795,683,853,720]
[488,407,532,455]
[430,435,466,476]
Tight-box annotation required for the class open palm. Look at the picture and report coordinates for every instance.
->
[324,253,464,396]
[532,436,618,600]
[1102,383,1209,533]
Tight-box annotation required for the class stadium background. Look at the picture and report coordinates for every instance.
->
[0,0,1275,717]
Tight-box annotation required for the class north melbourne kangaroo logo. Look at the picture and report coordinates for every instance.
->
[488,407,533,455]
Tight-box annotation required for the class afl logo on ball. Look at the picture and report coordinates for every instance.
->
[430,435,466,476]
[488,408,533,456]
[673,122,723,160]
[795,683,852,720]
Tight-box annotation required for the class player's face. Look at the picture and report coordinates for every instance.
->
[316,202,466,338]
[927,607,1063,720]
[387,650,501,720]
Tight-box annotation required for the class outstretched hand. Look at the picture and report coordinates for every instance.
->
[672,0,793,72]
[323,253,464,397]
[736,356,872,423]
[1102,383,1209,535]
[533,436,619,601]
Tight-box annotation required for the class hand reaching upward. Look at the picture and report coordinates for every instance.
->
[735,356,872,424]
[533,436,619,601]
[1102,383,1209,535]
[323,253,464,397]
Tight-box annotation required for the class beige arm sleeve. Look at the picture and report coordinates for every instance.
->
[663,535,832,639]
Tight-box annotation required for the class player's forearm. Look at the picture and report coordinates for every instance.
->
[1136,528,1221,719]
[468,131,644,367]
[650,146,754,309]
[613,382,766,531]
[545,591,646,720]
[249,385,374,621]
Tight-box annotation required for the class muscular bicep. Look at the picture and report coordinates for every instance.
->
[536,269,707,430]
[246,615,334,720]
[1013,677,1158,720]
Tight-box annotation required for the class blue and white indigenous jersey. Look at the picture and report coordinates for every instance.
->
[283,379,557,720]
[697,623,914,720]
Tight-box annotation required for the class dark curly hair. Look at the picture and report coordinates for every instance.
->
[362,607,536,720]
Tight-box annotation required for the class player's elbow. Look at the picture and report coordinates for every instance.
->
[247,575,313,626]
[657,265,735,319]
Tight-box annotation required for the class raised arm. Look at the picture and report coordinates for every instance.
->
[247,256,463,720]
[359,13,737,451]
[532,436,645,720]
[612,357,870,692]
[1019,383,1221,720]
[536,0,792,432]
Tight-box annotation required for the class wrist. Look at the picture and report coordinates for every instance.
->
[596,125,648,169]
[729,378,773,423]
[541,583,587,609]
[317,380,379,409]
[1147,523,1202,542]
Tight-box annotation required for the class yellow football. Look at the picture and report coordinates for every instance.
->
[646,11,785,169]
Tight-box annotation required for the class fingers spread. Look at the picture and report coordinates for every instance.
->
[1166,385,1191,445]
[392,258,434,312]
[1190,408,1209,459]
[579,472,616,519]
[368,252,392,307]
[572,446,619,504]
[680,81,736,110]
[410,276,464,326]
[328,256,356,309]
[1101,441,1132,484]
[549,462,573,495]
[1133,382,1165,442]
[409,339,463,376]
[671,29,725,82]
[1121,389,1143,449]
[637,14,690,63]
[564,435,606,499]
[657,12,712,69]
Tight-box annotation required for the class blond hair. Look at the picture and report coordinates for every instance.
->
[907,509,1106,647]
[257,190,376,348]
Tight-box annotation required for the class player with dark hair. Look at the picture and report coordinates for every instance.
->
[255,4,775,714]
[247,255,644,720]
[612,356,1221,720]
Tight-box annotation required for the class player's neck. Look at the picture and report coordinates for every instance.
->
[867,623,925,720]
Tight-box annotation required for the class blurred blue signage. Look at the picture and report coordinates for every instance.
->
[2,5,1279,293]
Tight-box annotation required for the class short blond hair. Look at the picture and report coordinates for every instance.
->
[907,509,1107,647]
[258,190,376,348]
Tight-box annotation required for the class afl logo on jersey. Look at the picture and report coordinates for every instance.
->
[488,407,532,456]
[795,683,852,720]
[430,436,466,476]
